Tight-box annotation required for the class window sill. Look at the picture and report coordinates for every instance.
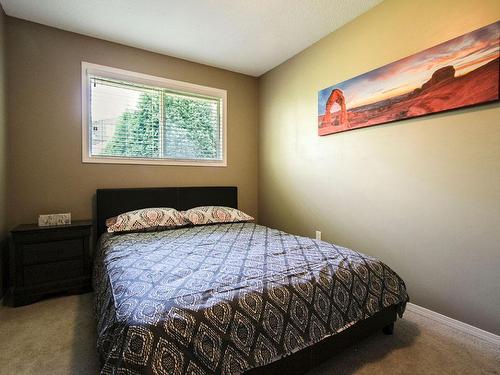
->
[82,156,227,167]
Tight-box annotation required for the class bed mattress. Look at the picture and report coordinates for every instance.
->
[94,223,408,374]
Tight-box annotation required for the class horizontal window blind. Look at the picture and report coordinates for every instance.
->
[164,91,221,160]
[88,75,223,162]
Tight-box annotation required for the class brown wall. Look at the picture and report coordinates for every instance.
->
[5,18,259,230]
[0,6,7,297]
[259,0,500,334]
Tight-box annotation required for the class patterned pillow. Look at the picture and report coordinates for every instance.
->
[182,206,254,226]
[106,207,188,233]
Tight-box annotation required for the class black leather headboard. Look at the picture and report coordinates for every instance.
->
[96,186,238,238]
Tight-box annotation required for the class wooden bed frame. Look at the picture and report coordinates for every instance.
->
[95,186,398,374]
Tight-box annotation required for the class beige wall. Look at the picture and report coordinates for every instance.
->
[0,6,7,296]
[259,0,500,334]
[5,18,259,230]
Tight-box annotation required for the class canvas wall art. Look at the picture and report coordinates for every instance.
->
[318,21,499,135]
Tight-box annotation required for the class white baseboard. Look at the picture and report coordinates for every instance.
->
[405,302,500,347]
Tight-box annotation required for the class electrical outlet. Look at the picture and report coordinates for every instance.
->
[315,231,321,240]
[38,213,71,227]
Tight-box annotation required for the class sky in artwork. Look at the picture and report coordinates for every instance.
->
[318,21,499,113]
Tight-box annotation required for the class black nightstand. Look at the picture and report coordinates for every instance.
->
[9,220,92,306]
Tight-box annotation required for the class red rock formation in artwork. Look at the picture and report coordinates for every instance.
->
[323,89,349,127]
[421,65,455,91]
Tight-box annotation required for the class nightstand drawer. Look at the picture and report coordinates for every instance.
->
[22,239,84,265]
[23,259,84,286]
[10,220,92,306]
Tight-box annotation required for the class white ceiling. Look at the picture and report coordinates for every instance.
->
[0,0,382,76]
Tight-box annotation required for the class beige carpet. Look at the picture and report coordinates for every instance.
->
[0,293,498,375]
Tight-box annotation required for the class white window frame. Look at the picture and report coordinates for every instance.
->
[81,62,227,167]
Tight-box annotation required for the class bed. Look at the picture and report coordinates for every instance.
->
[94,186,409,374]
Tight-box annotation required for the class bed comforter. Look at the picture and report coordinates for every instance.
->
[94,223,408,374]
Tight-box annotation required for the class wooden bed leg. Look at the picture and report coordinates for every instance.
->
[382,322,394,335]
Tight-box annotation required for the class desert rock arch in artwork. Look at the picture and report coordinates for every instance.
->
[324,89,348,127]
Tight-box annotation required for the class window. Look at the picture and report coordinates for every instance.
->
[82,62,227,166]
